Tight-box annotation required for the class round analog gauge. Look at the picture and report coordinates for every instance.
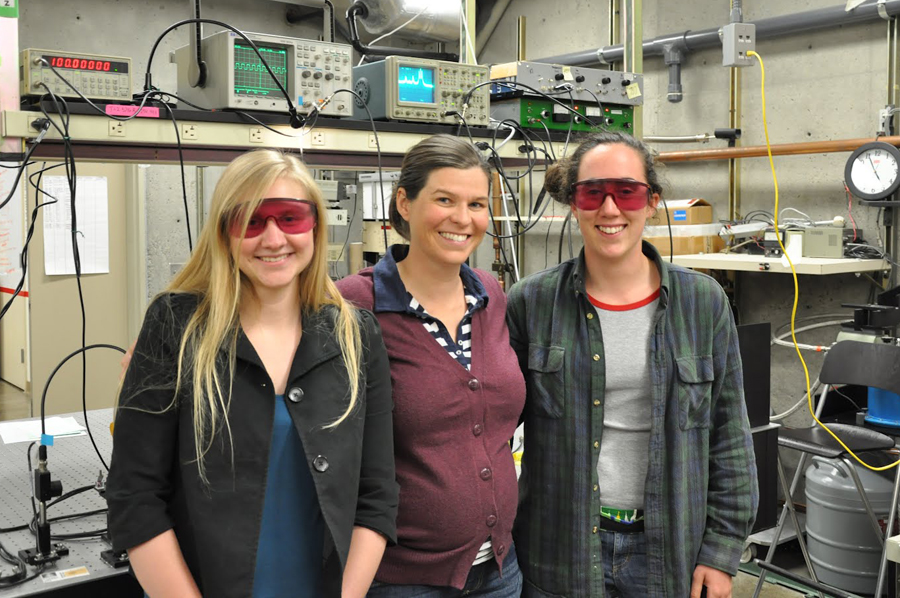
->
[845,141,900,200]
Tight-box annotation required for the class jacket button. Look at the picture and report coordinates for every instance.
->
[468,379,480,391]
[497,544,505,556]
[472,423,483,436]
[288,387,304,403]
[313,455,329,472]
[479,467,492,480]
[486,514,497,527]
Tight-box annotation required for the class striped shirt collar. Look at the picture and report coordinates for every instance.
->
[372,244,489,314]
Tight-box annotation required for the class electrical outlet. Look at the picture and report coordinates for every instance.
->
[721,23,756,67]
[368,134,377,149]
[249,128,264,144]
[327,244,343,262]
[181,124,198,140]
[108,121,125,137]
[311,131,326,146]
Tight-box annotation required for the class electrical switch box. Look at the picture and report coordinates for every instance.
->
[721,23,756,67]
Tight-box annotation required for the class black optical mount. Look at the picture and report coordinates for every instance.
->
[18,445,68,566]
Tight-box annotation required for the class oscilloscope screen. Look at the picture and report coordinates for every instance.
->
[397,65,436,104]
[234,44,289,97]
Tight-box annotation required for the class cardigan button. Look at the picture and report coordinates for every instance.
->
[472,423,483,436]
[288,387,304,403]
[497,544,505,556]
[468,379,480,391]
[313,455,329,472]
[479,467,492,480]
[486,514,497,527]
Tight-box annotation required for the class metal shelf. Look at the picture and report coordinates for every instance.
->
[671,252,889,275]
[1,109,559,167]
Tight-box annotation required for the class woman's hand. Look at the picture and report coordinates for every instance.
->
[690,564,732,598]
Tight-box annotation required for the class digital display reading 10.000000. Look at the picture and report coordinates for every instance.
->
[45,55,129,73]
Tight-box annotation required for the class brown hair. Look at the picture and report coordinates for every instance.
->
[388,134,491,240]
[544,132,664,206]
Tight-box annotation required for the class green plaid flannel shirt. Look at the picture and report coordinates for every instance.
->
[506,243,758,598]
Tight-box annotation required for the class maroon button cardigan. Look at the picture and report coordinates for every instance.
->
[337,266,526,589]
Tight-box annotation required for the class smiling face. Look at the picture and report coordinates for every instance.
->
[231,177,316,300]
[573,143,659,264]
[397,166,490,268]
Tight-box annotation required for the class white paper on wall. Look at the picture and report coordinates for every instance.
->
[42,176,109,276]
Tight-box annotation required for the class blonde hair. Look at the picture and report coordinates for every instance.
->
[161,150,361,481]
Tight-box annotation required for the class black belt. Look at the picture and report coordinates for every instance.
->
[599,515,645,533]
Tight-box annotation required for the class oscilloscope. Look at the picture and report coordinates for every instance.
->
[171,31,353,117]
[352,57,490,126]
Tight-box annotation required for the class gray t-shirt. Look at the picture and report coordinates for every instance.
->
[593,290,659,510]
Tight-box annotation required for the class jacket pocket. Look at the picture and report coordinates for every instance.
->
[675,355,714,430]
[527,344,565,418]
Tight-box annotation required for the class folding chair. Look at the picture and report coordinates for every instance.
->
[752,340,900,598]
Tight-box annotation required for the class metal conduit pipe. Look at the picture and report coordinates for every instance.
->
[645,134,713,143]
[535,0,900,66]
[476,0,513,57]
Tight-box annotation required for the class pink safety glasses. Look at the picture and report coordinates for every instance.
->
[229,199,318,238]
[571,178,652,212]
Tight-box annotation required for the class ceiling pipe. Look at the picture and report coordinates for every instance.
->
[476,0,513,58]
[535,0,900,66]
[657,135,900,163]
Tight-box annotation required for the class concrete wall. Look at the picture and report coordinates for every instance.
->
[479,0,892,501]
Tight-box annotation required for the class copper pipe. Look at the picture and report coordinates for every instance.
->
[658,136,900,163]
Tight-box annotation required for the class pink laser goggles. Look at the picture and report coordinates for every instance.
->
[229,198,318,238]
[572,178,652,211]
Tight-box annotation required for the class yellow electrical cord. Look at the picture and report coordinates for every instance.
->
[748,50,899,472]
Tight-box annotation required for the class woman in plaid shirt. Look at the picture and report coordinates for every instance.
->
[507,132,757,598]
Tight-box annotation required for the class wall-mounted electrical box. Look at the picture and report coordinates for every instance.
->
[721,23,756,67]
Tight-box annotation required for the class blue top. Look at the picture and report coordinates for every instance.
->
[252,395,324,598]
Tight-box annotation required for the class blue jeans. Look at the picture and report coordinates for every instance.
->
[600,530,648,598]
[367,544,522,598]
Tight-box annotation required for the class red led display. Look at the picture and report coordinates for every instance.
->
[44,55,129,74]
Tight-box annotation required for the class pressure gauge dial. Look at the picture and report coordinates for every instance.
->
[844,141,900,200]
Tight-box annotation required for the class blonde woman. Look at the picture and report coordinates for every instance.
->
[107,150,398,598]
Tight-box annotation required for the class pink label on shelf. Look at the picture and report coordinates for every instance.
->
[105,105,160,118]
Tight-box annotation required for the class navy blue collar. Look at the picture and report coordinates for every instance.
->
[372,244,489,314]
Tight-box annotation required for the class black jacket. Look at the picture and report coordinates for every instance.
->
[107,293,398,597]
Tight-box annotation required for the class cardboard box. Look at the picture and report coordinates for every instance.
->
[648,198,713,226]
[643,221,724,257]
[644,234,725,257]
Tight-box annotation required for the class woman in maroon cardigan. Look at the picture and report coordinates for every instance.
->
[336,134,525,597]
